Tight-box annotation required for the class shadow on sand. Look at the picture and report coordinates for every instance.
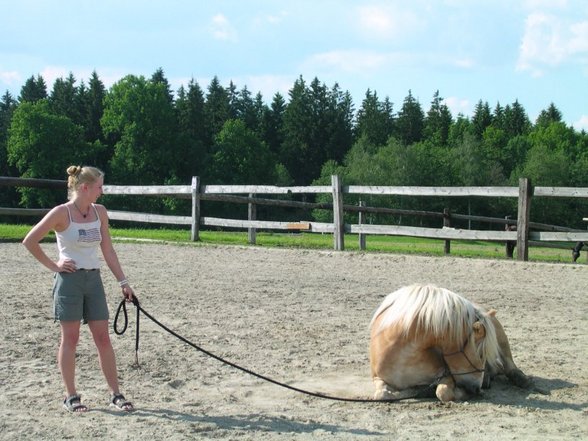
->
[94,406,385,436]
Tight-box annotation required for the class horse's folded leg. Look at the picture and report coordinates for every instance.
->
[506,368,534,389]
[372,377,406,400]
[436,377,460,402]
[435,382,455,402]
[373,377,392,400]
[435,377,473,402]
[373,377,433,401]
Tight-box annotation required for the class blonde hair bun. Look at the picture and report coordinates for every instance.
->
[66,165,104,200]
[67,165,83,177]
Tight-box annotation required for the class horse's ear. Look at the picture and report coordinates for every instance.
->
[473,321,486,341]
[487,309,497,317]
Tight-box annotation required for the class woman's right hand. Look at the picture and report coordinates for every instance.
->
[56,258,77,273]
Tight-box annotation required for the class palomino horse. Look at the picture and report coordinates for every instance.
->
[370,284,532,402]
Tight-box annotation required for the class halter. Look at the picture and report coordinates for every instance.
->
[442,339,485,377]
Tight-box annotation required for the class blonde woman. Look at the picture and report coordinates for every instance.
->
[23,165,134,413]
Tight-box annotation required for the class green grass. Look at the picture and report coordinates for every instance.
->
[1,223,580,264]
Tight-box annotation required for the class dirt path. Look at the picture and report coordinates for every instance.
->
[1,242,586,440]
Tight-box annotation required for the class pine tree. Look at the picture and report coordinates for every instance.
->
[204,76,231,142]
[396,90,424,145]
[535,103,563,128]
[84,71,107,144]
[261,92,286,157]
[471,100,492,140]
[356,89,394,148]
[151,67,174,104]
[504,100,531,138]
[424,90,452,146]
[176,79,209,180]
[49,72,79,122]
[19,75,47,103]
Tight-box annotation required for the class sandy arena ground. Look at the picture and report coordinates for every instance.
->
[1,242,587,440]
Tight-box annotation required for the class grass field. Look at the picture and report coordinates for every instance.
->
[1,223,580,263]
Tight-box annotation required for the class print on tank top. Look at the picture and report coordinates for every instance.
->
[77,226,101,243]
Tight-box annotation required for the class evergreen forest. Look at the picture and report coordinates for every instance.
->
[1,68,587,229]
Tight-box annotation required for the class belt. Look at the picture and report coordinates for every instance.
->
[78,268,98,271]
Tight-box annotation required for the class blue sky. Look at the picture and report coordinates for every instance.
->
[2,0,587,130]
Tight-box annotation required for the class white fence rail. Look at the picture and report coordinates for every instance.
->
[2,176,587,261]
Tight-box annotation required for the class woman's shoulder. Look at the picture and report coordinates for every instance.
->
[50,203,70,217]
[93,203,109,221]
[45,204,70,231]
[93,203,107,214]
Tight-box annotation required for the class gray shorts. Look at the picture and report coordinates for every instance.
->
[52,269,109,322]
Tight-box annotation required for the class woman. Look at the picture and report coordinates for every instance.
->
[23,165,134,413]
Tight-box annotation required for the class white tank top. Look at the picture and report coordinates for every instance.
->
[55,204,102,269]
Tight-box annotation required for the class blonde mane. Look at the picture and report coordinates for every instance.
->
[371,284,500,367]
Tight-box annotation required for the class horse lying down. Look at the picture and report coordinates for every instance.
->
[370,284,534,402]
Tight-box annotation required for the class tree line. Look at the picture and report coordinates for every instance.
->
[1,68,587,228]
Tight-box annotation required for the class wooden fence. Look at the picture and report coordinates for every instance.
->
[1,176,587,261]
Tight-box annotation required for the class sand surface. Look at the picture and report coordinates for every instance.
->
[1,242,586,440]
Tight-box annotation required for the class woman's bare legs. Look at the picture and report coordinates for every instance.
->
[59,320,81,397]
[88,319,121,394]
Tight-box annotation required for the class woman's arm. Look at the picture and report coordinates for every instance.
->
[98,205,134,300]
[22,205,75,273]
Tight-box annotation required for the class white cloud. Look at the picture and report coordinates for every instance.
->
[39,66,71,87]
[253,11,288,26]
[302,50,414,75]
[517,12,588,75]
[454,58,475,69]
[0,70,21,85]
[264,12,287,25]
[523,0,568,10]
[574,115,588,131]
[568,21,588,53]
[210,14,237,42]
[245,74,293,99]
[306,50,388,73]
[444,96,471,116]
[356,5,425,40]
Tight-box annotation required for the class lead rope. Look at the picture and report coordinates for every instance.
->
[113,295,140,366]
[114,295,434,403]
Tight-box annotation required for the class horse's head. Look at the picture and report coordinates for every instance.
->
[442,309,500,398]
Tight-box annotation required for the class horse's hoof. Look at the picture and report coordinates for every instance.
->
[435,384,456,402]
[373,389,393,400]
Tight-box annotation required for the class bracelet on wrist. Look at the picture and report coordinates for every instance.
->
[118,279,129,287]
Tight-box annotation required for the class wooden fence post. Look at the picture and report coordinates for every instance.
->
[516,178,532,261]
[443,208,451,255]
[248,193,257,244]
[358,200,366,251]
[191,176,200,241]
[332,175,345,251]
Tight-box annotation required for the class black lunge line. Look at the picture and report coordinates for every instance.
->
[114,295,433,403]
